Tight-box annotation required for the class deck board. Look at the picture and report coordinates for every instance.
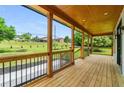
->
[25,55,124,87]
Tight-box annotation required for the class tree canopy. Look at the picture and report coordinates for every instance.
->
[74,31,112,47]
[74,32,82,46]
[64,36,70,43]
[20,33,32,41]
[0,17,16,42]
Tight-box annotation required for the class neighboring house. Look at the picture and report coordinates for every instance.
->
[40,37,48,42]
[14,35,25,42]
[55,38,64,43]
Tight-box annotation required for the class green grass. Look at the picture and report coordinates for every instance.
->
[0,40,70,57]
[74,47,89,59]
[74,47,111,59]
[74,48,80,59]
[0,40,71,67]
[92,47,112,55]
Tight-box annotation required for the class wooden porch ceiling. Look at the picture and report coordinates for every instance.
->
[28,5,123,36]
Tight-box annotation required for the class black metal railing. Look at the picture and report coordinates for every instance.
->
[0,52,48,87]
[0,50,72,87]
[52,50,71,72]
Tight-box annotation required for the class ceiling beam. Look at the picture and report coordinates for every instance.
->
[113,7,124,33]
[39,5,92,35]
[92,32,113,36]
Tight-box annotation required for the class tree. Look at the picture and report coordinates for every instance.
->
[74,32,82,46]
[21,32,32,41]
[74,31,112,47]
[64,36,70,43]
[0,17,16,42]
[32,36,40,42]
[93,36,112,47]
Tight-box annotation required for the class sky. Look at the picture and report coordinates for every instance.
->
[0,5,71,38]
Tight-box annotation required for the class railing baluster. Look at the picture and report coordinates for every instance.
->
[37,57,39,77]
[43,56,45,75]
[41,57,43,75]
[53,55,54,71]
[56,54,57,70]
[30,58,31,81]
[56,54,58,69]
[57,54,59,69]
[9,61,11,87]
[16,60,17,86]
[45,56,47,74]
[44,56,46,74]
[21,60,23,84]
[3,62,4,87]
[26,59,28,83]
[55,54,56,70]
[40,57,42,75]
[60,53,62,68]
[54,55,55,71]
[34,58,35,79]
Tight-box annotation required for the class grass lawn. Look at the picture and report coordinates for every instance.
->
[74,47,89,59]
[0,40,70,57]
[92,47,112,56]
[74,47,111,59]
[0,41,112,58]
[0,40,71,67]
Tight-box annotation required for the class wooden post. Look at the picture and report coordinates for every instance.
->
[71,25,75,65]
[90,36,93,54]
[111,35,113,56]
[47,12,53,77]
[80,31,84,58]
[88,34,90,56]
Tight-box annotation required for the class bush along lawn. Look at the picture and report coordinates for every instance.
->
[92,47,112,56]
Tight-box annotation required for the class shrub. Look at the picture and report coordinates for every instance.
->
[93,48,103,52]
[16,49,27,52]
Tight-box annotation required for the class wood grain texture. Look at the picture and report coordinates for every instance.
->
[25,55,124,87]
[56,5,123,36]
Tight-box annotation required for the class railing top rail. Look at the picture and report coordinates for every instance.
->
[0,52,49,63]
[52,49,72,54]
[74,48,81,53]
[0,50,72,63]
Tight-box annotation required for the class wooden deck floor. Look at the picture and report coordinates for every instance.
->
[25,55,124,87]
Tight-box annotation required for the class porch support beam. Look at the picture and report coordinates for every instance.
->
[121,10,124,75]
[111,35,114,56]
[90,36,93,54]
[47,12,53,77]
[88,34,90,56]
[80,31,84,58]
[71,25,75,65]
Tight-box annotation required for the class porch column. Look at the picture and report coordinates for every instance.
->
[111,35,114,56]
[47,12,53,77]
[113,32,117,64]
[122,27,124,75]
[80,31,84,58]
[71,25,75,65]
[121,11,124,75]
[90,36,93,54]
[88,34,90,56]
